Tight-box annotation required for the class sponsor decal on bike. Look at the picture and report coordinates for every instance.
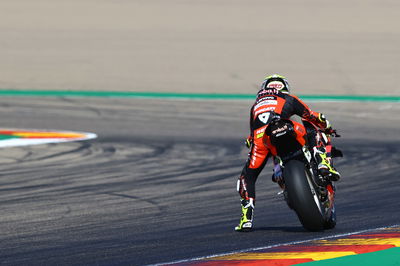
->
[0,129,97,148]
[272,124,288,135]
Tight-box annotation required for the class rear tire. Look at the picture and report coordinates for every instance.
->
[284,160,325,231]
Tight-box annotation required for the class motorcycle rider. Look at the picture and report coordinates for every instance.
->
[235,74,340,232]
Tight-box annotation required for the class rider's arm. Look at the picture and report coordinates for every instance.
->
[245,106,255,148]
[290,95,331,130]
[249,106,255,134]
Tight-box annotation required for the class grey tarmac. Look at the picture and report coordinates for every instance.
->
[0,97,399,265]
[0,0,399,264]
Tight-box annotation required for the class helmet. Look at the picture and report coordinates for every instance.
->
[260,74,290,94]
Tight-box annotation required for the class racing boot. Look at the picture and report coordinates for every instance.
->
[235,198,254,232]
[315,147,341,181]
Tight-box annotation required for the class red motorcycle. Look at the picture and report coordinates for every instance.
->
[265,116,342,231]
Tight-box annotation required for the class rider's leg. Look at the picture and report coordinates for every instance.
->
[303,121,340,181]
[313,131,341,181]
[235,137,269,231]
[314,142,341,181]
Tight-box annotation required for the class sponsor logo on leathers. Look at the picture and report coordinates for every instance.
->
[254,100,278,110]
[266,81,285,89]
[254,106,276,116]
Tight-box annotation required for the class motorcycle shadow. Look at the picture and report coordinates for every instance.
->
[254,226,306,233]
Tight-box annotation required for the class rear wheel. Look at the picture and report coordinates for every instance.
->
[284,160,325,231]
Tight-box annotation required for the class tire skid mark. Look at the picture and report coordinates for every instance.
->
[105,192,167,213]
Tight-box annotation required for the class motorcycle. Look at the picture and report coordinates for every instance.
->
[265,117,342,231]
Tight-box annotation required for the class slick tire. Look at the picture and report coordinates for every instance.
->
[284,159,325,231]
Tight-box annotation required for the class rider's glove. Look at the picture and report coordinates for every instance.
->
[324,126,335,136]
[245,135,253,149]
[324,127,340,137]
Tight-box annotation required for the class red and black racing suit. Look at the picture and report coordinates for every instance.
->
[238,88,330,201]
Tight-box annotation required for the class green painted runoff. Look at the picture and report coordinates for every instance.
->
[301,247,400,266]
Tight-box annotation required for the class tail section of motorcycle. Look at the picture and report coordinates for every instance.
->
[266,118,337,231]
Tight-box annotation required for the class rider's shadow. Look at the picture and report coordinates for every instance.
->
[254,226,307,232]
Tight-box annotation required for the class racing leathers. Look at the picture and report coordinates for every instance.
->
[235,88,340,231]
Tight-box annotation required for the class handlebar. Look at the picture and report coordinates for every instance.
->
[324,128,341,138]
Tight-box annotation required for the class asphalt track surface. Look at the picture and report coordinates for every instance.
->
[1,0,399,265]
[0,96,399,265]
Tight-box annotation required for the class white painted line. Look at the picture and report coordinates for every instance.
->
[152,224,400,266]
